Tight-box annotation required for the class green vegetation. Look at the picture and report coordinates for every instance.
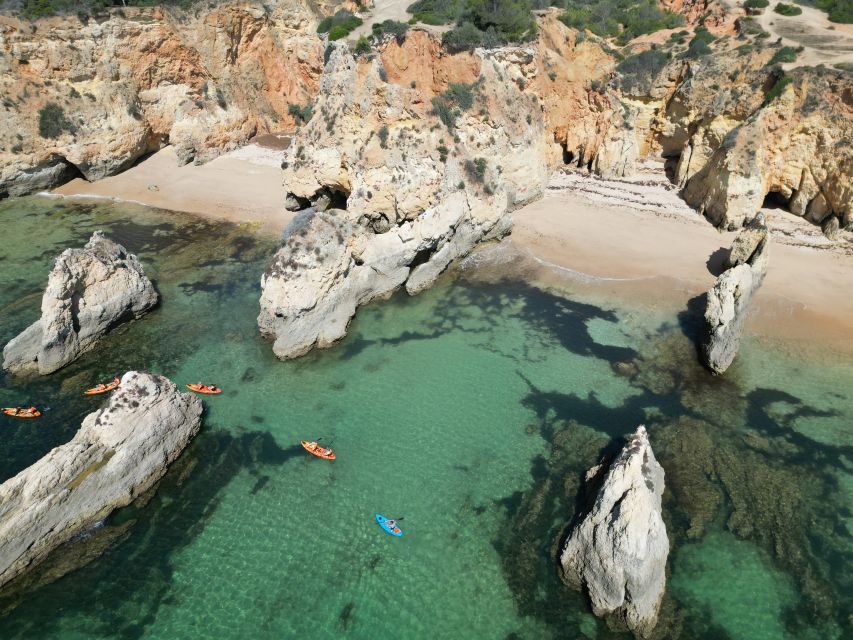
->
[796,0,853,22]
[317,10,363,40]
[684,26,716,58]
[354,35,372,56]
[430,81,477,130]
[743,0,769,8]
[769,45,803,64]
[287,103,313,125]
[38,102,73,138]
[378,125,389,148]
[371,19,410,44]
[774,3,803,15]
[557,0,684,44]
[614,48,670,93]
[764,74,793,104]
[409,0,537,49]
[19,0,195,20]
[464,157,488,182]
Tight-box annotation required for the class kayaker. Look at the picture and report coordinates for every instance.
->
[386,519,397,529]
[113,376,120,386]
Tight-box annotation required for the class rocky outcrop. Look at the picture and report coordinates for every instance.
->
[0,371,202,590]
[560,426,669,638]
[259,31,551,358]
[0,0,329,197]
[701,213,769,374]
[3,231,158,375]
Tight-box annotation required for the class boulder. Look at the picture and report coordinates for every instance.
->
[560,426,669,637]
[3,231,158,375]
[0,371,202,589]
[701,215,769,374]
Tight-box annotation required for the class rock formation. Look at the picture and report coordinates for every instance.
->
[3,231,158,375]
[701,213,769,374]
[0,0,330,197]
[0,371,202,590]
[259,31,555,358]
[559,426,669,638]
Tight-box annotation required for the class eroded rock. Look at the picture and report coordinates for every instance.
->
[0,371,202,590]
[2,231,158,375]
[559,426,669,637]
[701,214,769,374]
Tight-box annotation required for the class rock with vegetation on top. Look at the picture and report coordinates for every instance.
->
[2,231,158,375]
[701,214,769,374]
[0,371,202,590]
[259,36,548,359]
[560,426,669,638]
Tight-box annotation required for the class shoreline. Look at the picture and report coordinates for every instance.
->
[509,177,853,356]
[47,151,853,353]
[51,145,293,234]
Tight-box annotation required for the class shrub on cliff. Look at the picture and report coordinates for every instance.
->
[813,0,853,23]
[412,0,537,46]
[764,74,793,104]
[683,27,716,58]
[354,35,372,56]
[558,0,683,44]
[288,103,313,125]
[317,10,363,40]
[614,48,670,94]
[769,45,803,65]
[372,20,410,44]
[774,3,803,15]
[38,102,73,139]
[743,0,769,8]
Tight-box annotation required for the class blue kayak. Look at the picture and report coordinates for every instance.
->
[376,514,403,537]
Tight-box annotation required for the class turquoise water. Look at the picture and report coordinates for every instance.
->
[0,197,850,639]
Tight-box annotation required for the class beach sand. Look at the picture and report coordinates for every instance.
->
[510,177,853,353]
[52,145,293,234]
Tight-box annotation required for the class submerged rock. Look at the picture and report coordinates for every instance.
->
[559,426,669,638]
[0,371,202,590]
[701,214,769,374]
[2,231,158,375]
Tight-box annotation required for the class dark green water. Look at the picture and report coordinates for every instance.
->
[0,196,850,639]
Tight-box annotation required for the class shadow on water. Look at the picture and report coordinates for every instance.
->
[0,429,303,639]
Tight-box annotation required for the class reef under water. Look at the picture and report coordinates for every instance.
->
[0,197,850,639]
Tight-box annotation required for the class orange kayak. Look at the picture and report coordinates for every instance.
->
[186,383,222,395]
[301,440,335,460]
[83,380,120,396]
[3,408,41,419]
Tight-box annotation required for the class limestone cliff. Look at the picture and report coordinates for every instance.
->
[701,213,769,374]
[3,231,158,375]
[0,0,329,196]
[0,371,202,590]
[258,31,553,358]
[560,426,669,638]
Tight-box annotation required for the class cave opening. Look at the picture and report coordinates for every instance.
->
[762,191,790,210]
[561,143,574,165]
[409,245,436,269]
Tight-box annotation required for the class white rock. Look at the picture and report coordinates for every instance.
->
[3,231,158,375]
[560,426,669,638]
[0,371,202,589]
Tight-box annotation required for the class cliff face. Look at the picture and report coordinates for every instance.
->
[259,31,556,357]
[0,0,327,196]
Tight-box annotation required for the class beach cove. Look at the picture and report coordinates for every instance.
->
[0,193,850,639]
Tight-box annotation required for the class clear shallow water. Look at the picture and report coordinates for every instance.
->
[0,197,850,639]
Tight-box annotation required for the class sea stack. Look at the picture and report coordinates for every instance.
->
[0,372,202,590]
[701,213,769,374]
[559,426,669,638]
[2,231,158,375]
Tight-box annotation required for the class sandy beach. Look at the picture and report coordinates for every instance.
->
[52,145,293,234]
[511,170,853,352]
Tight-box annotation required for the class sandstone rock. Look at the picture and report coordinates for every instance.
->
[701,215,769,374]
[0,371,202,590]
[560,426,669,637]
[0,1,326,197]
[723,211,767,269]
[259,34,550,358]
[821,216,840,241]
[3,231,158,375]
